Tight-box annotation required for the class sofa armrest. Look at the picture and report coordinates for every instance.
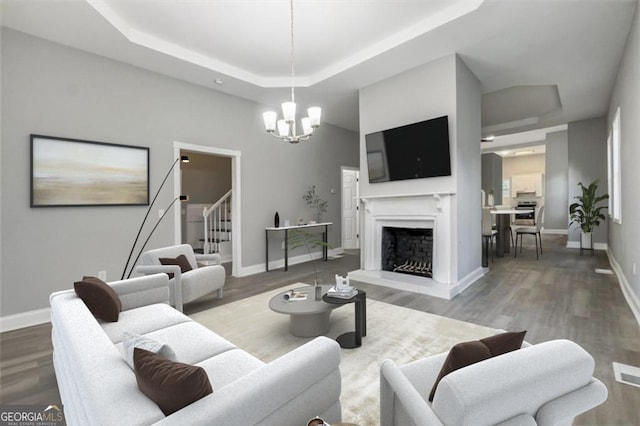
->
[380,359,444,426]
[108,274,171,311]
[156,337,342,426]
[194,253,222,265]
[134,265,183,312]
[535,378,608,424]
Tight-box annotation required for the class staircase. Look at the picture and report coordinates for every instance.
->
[201,189,232,257]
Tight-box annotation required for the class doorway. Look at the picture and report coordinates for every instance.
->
[173,142,242,277]
[341,167,360,250]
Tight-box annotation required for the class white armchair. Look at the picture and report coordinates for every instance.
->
[380,339,607,426]
[135,244,225,312]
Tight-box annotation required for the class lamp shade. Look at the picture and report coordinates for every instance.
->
[277,120,290,137]
[263,111,277,132]
[282,101,296,122]
[308,107,321,127]
[301,117,312,135]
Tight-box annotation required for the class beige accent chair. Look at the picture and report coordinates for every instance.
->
[380,339,607,426]
[135,244,225,312]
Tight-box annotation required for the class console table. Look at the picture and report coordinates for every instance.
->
[265,222,332,272]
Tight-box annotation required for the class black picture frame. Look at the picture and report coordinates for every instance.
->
[30,134,150,207]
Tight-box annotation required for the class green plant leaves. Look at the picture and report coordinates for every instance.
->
[569,179,609,233]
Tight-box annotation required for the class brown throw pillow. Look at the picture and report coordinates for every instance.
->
[134,348,213,416]
[159,254,193,279]
[428,331,526,402]
[74,276,122,322]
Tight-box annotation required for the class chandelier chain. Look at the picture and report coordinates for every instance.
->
[290,0,295,103]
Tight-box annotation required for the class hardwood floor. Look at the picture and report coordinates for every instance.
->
[1,235,639,424]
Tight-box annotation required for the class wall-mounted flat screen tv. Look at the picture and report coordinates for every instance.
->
[365,115,451,183]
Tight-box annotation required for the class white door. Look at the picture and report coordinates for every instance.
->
[342,169,359,249]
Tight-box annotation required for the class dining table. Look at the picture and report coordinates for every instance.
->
[490,209,533,257]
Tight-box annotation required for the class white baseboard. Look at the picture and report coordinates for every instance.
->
[237,248,344,278]
[607,249,640,327]
[0,308,51,333]
[566,241,608,250]
[542,228,568,235]
[455,266,487,295]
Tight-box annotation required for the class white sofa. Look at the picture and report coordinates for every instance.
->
[135,244,225,312]
[380,339,608,426]
[50,274,342,426]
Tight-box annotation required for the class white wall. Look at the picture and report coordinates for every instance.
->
[607,0,640,306]
[0,29,359,317]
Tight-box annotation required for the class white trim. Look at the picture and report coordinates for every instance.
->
[607,249,640,327]
[0,308,51,333]
[455,266,487,294]
[237,248,344,278]
[612,362,640,388]
[358,191,455,200]
[173,142,242,277]
[542,228,568,235]
[566,241,608,250]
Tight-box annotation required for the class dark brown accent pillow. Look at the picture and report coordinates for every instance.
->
[159,254,193,279]
[134,348,213,416]
[74,276,122,322]
[428,331,526,402]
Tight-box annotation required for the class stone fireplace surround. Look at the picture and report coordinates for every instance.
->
[348,192,461,299]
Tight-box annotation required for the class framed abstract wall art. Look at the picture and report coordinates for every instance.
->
[30,134,149,207]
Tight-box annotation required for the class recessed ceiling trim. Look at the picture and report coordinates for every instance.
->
[307,0,484,85]
[86,0,483,88]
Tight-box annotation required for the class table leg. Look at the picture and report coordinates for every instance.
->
[284,229,289,271]
[265,229,270,272]
[323,225,328,261]
[495,214,512,257]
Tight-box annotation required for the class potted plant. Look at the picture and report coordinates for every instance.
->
[569,180,609,250]
[289,229,332,300]
[303,185,328,222]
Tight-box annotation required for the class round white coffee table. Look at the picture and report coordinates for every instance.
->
[269,284,339,337]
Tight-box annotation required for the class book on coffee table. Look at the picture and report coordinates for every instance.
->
[327,286,357,299]
[282,290,308,301]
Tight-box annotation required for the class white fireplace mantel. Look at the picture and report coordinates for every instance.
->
[350,192,458,299]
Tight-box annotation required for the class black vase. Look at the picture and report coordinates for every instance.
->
[274,211,280,228]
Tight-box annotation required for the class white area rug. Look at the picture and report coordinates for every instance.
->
[190,286,497,425]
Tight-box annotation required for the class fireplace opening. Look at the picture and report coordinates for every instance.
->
[382,227,433,278]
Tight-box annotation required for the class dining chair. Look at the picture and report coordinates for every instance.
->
[482,208,498,263]
[514,205,544,259]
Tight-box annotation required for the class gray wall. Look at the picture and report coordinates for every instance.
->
[454,55,482,279]
[567,117,608,244]
[0,29,359,317]
[544,130,569,231]
[608,0,640,302]
[359,54,481,282]
[481,153,503,206]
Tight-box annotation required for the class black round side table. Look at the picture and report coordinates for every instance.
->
[323,289,366,348]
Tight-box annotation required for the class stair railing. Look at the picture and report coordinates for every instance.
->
[203,189,232,254]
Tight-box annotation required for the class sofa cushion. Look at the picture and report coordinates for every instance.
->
[122,331,176,369]
[134,348,213,416]
[74,276,122,322]
[160,254,192,279]
[196,348,265,390]
[144,321,237,365]
[429,331,526,401]
[101,303,191,344]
